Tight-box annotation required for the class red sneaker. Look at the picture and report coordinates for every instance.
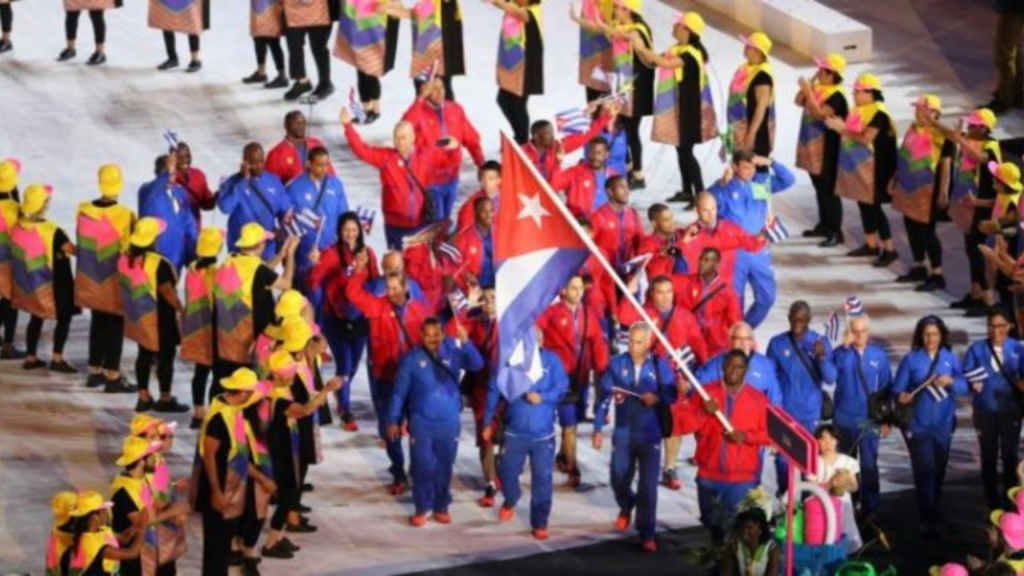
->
[433,511,452,524]
[409,514,427,527]
[342,419,358,432]
[498,504,515,523]
[614,511,631,532]
[532,528,549,541]
[661,469,682,491]
[641,539,657,553]
[387,480,408,496]
[478,487,496,508]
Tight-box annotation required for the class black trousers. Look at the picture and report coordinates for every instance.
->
[976,411,1022,509]
[0,298,18,345]
[201,511,239,576]
[26,314,71,356]
[497,89,530,145]
[585,87,606,103]
[65,10,105,44]
[254,37,284,72]
[163,31,199,59]
[286,25,331,83]
[358,71,381,102]
[966,230,989,289]
[676,143,704,198]
[191,363,214,406]
[905,216,942,268]
[87,310,124,371]
[621,114,643,172]
[241,481,264,548]
[413,75,454,101]
[811,173,842,235]
[1,4,12,34]
[136,345,176,394]
[857,202,891,241]
[269,480,300,531]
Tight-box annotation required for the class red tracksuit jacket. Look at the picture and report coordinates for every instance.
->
[456,190,496,232]
[673,274,741,357]
[591,203,643,308]
[308,245,379,319]
[679,220,766,283]
[265,137,335,185]
[402,98,485,172]
[580,256,611,319]
[344,123,462,228]
[549,163,620,217]
[345,268,430,382]
[637,230,685,279]
[536,301,610,387]
[446,312,497,415]
[522,114,611,181]
[452,224,491,290]
[177,167,215,227]
[672,382,769,483]
[402,242,460,315]
[616,301,709,365]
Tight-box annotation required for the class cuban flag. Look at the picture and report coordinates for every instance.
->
[349,88,368,124]
[765,215,790,244]
[355,206,377,235]
[496,133,590,400]
[448,288,470,312]
[163,130,179,152]
[823,311,840,342]
[555,108,591,136]
[416,59,438,83]
[844,296,865,317]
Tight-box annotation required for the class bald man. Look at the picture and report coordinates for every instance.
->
[366,250,427,303]
[678,193,766,286]
[342,108,464,250]
[217,142,293,260]
[696,322,781,405]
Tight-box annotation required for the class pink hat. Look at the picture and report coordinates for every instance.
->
[992,510,1024,551]
[929,563,968,576]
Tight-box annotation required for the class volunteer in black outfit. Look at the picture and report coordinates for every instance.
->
[491,0,544,145]
[282,0,340,101]
[59,0,120,65]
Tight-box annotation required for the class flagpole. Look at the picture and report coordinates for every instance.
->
[501,132,734,433]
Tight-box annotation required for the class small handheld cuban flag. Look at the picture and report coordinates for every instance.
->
[438,240,463,265]
[844,296,865,317]
[823,311,840,343]
[355,206,377,235]
[925,382,949,402]
[555,108,591,136]
[163,130,179,152]
[415,59,438,83]
[964,366,987,391]
[614,326,630,351]
[284,208,322,238]
[448,288,470,313]
[676,345,696,369]
[765,215,790,244]
[349,88,368,124]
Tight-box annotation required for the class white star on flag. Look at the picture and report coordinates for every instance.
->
[517,193,550,227]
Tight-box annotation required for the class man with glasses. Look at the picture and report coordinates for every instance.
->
[831,314,892,524]
[962,307,1024,509]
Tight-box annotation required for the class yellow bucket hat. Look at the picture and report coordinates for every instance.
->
[130,217,167,248]
[196,227,225,258]
[115,436,162,468]
[967,108,998,131]
[676,12,705,36]
[740,31,772,57]
[130,414,160,437]
[269,349,299,378]
[853,73,882,92]
[813,53,847,77]
[221,367,259,392]
[615,0,642,13]
[914,94,942,113]
[0,159,21,194]
[275,289,308,320]
[235,222,274,250]
[98,164,123,198]
[21,184,53,216]
[51,491,79,526]
[69,490,113,518]
[989,161,1023,192]
[281,315,316,353]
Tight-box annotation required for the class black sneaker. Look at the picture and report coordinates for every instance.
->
[302,482,314,493]
[297,503,312,513]
[49,359,79,374]
[915,275,947,293]
[896,267,928,283]
[57,48,76,62]
[0,346,26,360]
[284,80,313,101]
[241,557,262,576]
[285,522,317,533]
[154,396,191,413]
[22,358,45,370]
[279,537,301,553]
[157,57,180,71]
[802,226,827,238]
[667,191,694,203]
[846,245,878,258]
[265,74,289,89]
[104,376,138,394]
[189,416,203,430]
[628,174,646,190]
[873,250,898,268]
[950,294,982,310]
[312,82,335,100]
[86,52,106,66]
[818,232,844,247]
[0,40,12,54]
[262,541,295,559]
[135,397,155,412]
[363,110,381,125]
[242,71,268,84]
[186,60,203,73]
[86,374,105,388]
